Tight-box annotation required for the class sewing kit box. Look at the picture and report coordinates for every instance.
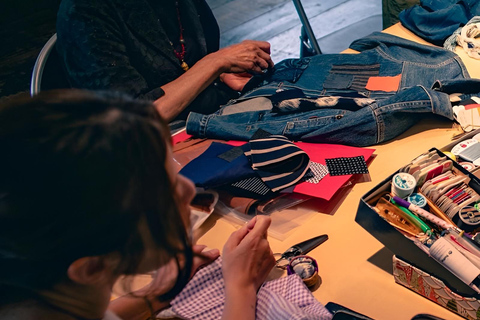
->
[356,129,480,319]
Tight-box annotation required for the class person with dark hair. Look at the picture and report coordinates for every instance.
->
[56,0,274,122]
[0,90,275,320]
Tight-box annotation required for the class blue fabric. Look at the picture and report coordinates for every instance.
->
[186,33,471,147]
[179,142,254,188]
[399,0,480,46]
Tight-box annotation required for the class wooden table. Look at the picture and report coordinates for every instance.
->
[194,23,480,320]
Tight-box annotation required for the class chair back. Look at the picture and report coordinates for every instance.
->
[30,33,70,96]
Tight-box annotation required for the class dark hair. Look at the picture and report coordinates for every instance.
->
[0,90,192,301]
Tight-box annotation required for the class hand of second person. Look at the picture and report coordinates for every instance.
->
[220,72,253,92]
[215,40,274,74]
[222,216,276,295]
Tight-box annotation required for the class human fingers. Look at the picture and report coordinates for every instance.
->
[192,244,208,254]
[242,40,271,54]
[192,245,220,260]
[191,246,220,277]
[243,215,271,240]
[223,216,257,251]
[253,57,270,72]
[246,216,257,231]
[193,249,220,265]
[256,48,274,68]
[243,40,273,69]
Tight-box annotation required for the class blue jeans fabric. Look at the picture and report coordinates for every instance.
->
[186,86,453,147]
[185,33,471,147]
[238,32,469,100]
[399,0,480,46]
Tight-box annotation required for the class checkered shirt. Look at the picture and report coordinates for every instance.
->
[168,257,332,320]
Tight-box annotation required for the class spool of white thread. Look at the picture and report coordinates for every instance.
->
[391,172,416,198]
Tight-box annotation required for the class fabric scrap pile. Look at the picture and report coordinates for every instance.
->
[177,129,374,216]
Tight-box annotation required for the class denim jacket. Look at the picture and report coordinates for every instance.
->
[186,33,473,147]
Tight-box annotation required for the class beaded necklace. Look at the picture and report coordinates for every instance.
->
[171,1,189,71]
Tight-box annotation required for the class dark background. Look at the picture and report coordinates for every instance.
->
[0,0,61,102]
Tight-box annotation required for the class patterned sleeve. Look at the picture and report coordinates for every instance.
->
[56,0,165,101]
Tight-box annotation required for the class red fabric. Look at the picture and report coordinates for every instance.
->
[292,142,375,201]
[172,130,193,145]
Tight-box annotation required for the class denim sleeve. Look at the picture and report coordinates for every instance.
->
[398,0,475,46]
[186,86,454,147]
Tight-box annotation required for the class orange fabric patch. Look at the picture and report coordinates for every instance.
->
[464,104,480,110]
[365,74,401,92]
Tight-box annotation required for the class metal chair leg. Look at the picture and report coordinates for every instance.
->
[293,0,321,57]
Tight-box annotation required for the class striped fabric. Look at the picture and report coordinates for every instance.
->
[230,177,271,196]
[244,135,310,192]
[329,64,380,92]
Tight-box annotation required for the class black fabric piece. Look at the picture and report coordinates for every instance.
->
[452,98,478,106]
[218,147,244,162]
[250,128,274,140]
[326,156,369,176]
[269,88,307,108]
[330,63,381,74]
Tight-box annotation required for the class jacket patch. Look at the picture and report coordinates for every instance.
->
[366,74,401,92]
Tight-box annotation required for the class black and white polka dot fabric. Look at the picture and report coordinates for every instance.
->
[325,156,368,176]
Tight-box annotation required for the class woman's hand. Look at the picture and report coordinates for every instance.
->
[221,216,275,320]
[213,40,274,74]
[220,72,253,92]
[191,244,220,278]
[222,216,275,295]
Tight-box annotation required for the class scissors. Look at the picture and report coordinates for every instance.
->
[273,234,328,269]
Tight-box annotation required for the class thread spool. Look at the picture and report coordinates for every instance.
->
[408,193,427,209]
[392,172,416,198]
[454,205,480,232]
[460,162,476,172]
